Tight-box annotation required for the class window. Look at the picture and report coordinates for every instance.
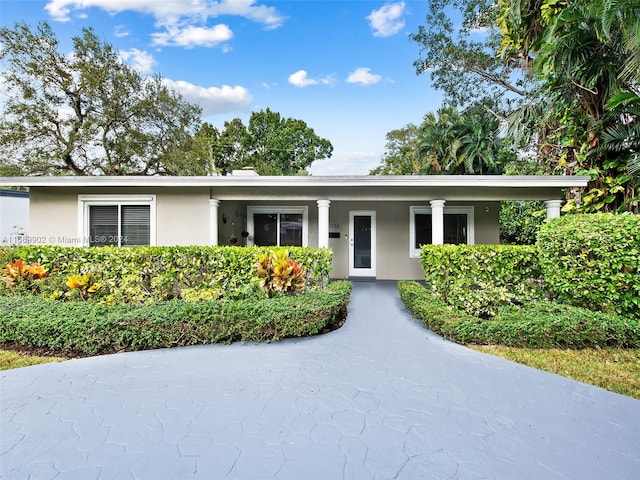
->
[247,206,308,247]
[410,206,474,257]
[78,195,156,247]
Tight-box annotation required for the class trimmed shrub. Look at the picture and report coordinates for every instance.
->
[537,214,640,318]
[399,281,640,348]
[0,281,352,355]
[420,244,543,317]
[0,245,333,303]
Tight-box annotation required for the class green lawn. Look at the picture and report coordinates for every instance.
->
[0,349,67,370]
[472,346,640,400]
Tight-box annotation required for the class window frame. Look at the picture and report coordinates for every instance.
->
[78,195,157,247]
[246,206,309,247]
[409,205,474,258]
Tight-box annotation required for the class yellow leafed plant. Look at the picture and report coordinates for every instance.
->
[65,273,101,300]
[256,250,306,296]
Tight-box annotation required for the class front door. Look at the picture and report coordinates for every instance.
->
[349,211,376,278]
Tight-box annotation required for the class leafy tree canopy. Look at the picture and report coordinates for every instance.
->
[411,0,533,110]
[412,0,640,213]
[209,108,333,176]
[0,22,207,176]
[371,103,514,175]
[369,124,419,175]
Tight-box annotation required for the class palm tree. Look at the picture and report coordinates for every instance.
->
[600,93,640,185]
[415,107,466,174]
[455,113,501,174]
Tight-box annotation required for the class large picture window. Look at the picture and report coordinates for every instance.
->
[410,206,474,257]
[79,195,156,247]
[247,206,308,247]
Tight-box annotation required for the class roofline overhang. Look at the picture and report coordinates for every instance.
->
[0,175,590,189]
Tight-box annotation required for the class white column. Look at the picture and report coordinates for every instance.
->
[430,199,446,245]
[317,200,331,249]
[544,200,563,219]
[209,199,220,246]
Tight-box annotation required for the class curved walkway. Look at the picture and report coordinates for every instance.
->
[2,281,639,479]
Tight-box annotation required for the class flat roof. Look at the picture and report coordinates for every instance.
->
[0,175,589,189]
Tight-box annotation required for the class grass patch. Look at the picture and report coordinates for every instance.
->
[0,349,67,370]
[472,346,640,400]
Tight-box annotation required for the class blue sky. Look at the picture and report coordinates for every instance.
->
[0,1,443,175]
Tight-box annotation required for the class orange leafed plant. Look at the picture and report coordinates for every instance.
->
[256,250,306,296]
[1,259,48,287]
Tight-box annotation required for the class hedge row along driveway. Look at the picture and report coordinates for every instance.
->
[0,245,348,355]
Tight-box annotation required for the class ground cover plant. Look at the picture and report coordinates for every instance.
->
[0,246,350,356]
[0,280,351,355]
[399,281,639,349]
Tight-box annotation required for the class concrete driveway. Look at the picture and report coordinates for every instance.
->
[2,281,639,479]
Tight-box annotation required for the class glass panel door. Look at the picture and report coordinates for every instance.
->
[353,215,371,269]
[349,211,376,277]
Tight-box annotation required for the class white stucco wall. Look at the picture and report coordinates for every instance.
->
[29,187,211,246]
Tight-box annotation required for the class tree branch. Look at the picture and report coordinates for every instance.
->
[466,64,528,97]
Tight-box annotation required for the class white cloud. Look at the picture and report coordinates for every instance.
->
[163,78,253,116]
[288,70,336,88]
[346,67,382,86]
[367,1,405,37]
[45,0,286,29]
[151,23,233,48]
[119,48,156,73]
[288,70,318,88]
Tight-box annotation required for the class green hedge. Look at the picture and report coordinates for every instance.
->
[420,244,543,317]
[399,281,640,348]
[537,214,640,318]
[0,245,333,303]
[0,281,352,355]
[421,244,541,291]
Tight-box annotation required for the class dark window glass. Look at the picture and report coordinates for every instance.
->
[89,205,118,246]
[121,205,150,246]
[353,215,372,269]
[414,212,467,246]
[280,213,303,246]
[415,213,432,247]
[89,204,150,247]
[444,214,467,244]
[254,213,278,246]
